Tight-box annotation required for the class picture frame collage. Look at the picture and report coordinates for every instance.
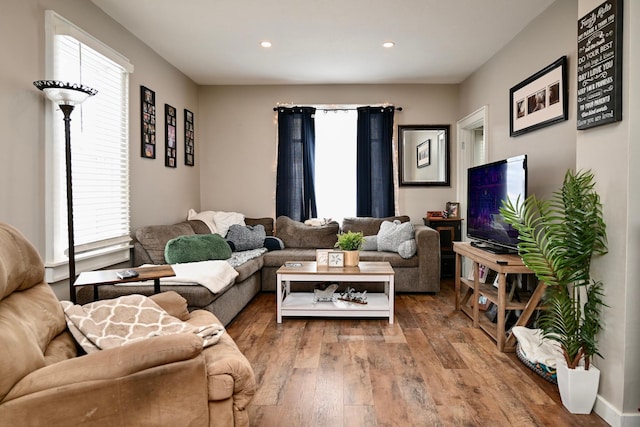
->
[140,85,195,167]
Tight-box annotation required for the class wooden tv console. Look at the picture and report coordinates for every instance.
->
[453,242,546,352]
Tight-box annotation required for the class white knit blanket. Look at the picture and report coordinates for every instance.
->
[61,295,225,353]
[116,260,239,294]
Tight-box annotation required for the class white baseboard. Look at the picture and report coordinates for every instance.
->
[595,394,640,427]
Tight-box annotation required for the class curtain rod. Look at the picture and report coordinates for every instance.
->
[272,106,402,112]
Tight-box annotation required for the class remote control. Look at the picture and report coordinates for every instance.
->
[117,269,139,280]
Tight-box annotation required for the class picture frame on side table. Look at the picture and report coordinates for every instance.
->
[165,104,177,168]
[140,86,156,159]
[510,56,568,137]
[446,201,460,219]
[184,109,195,166]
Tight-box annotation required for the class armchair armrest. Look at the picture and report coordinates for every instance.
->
[414,225,441,291]
[5,333,203,401]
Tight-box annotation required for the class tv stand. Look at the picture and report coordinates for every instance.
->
[470,241,516,255]
[453,242,546,352]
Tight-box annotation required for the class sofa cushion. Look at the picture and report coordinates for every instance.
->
[245,217,275,236]
[377,220,415,253]
[362,235,378,251]
[341,216,410,236]
[275,216,339,249]
[135,222,196,264]
[226,224,266,251]
[164,234,232,264]
[264,236,284,251]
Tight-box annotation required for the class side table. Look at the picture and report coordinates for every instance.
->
[424,217,462,277]
[73,265,175,301]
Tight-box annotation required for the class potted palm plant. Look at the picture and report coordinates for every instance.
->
[499,169,607,414]
[335,231,364,267]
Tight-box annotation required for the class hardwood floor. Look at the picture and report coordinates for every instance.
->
[226,280,609,427]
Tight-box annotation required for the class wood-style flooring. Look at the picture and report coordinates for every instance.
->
[226,280,609,427]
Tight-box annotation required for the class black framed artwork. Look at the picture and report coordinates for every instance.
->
[510,56,568,137]
[184,109,195,166]
[140,86,156,158]
[577,0,623,130]
[165,104,177,168]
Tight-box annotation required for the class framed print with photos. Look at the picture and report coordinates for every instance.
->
[184,109,195,166]
[510,56,568,137]
[140,86,156,158]
[165,104,177,168]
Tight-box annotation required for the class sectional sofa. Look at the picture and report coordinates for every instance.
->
[76,215,440,326]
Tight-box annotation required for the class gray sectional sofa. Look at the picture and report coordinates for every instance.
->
[76,215,440,326]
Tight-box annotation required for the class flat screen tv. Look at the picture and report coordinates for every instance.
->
[466,155,527,254]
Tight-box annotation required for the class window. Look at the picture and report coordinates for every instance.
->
[314,109,357,224]
[44,11,133,282]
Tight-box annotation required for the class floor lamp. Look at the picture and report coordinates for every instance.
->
[34,80,97,303]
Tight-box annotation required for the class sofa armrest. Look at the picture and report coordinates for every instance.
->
[414,225,441,290]
[148,291,191,321]
[4,333,203,401]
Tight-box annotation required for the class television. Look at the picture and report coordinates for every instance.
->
[466,155,528,254]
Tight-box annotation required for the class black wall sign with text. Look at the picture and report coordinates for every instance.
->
[577,0,623,130]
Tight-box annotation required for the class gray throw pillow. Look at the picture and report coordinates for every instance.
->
[377,220,415,253]
[362,235,378,251]
[398,238,417,259]
[226,224,266,251]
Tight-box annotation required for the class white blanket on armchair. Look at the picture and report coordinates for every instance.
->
[117,260,239,294]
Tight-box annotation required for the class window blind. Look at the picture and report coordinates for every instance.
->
[45,12,132,279]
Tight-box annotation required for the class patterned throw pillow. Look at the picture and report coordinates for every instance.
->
[226,224,266,251]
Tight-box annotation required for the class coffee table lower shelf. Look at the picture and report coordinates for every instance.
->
[281,293,391,319]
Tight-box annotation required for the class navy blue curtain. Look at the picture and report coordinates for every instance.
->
[275,107,317,221]
[356,106,395,217]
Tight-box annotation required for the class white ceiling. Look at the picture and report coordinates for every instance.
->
[90,0,555,86]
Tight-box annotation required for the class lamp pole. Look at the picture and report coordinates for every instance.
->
[34,80,97,303]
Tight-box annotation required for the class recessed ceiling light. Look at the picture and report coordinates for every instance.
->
[260,41,272,48]
[382,41,395,48]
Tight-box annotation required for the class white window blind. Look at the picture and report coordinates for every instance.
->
[45,11,132,282]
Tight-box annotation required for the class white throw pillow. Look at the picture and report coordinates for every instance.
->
[187,209,218,234]
[212,211,246,237]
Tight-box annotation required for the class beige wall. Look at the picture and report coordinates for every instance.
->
[0,0,200,254]
[198,84,459,223]
[459,0,578,200]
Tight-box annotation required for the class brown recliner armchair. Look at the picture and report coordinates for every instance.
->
[0,222,255,426]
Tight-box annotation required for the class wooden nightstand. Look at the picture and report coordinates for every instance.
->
[423,217,462,278]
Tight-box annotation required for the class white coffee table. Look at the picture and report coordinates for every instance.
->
[276,261,395,323]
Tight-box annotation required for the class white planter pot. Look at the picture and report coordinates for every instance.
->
[556,358,600,414]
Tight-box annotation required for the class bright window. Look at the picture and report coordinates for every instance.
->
[44,11,133,282]
[314,109,357,224]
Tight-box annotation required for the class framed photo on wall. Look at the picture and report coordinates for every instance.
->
[416,139,431,168]
[165,104,177,168]
[509,56,568,137]
[140,86,156,158]
[184,109,195,166]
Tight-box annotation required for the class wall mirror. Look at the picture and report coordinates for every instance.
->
[398,124,450,186]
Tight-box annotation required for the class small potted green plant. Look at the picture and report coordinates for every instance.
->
[335,231,364,266]
[499,169,607,414]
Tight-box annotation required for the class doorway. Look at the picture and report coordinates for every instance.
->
[456,106,489,243]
